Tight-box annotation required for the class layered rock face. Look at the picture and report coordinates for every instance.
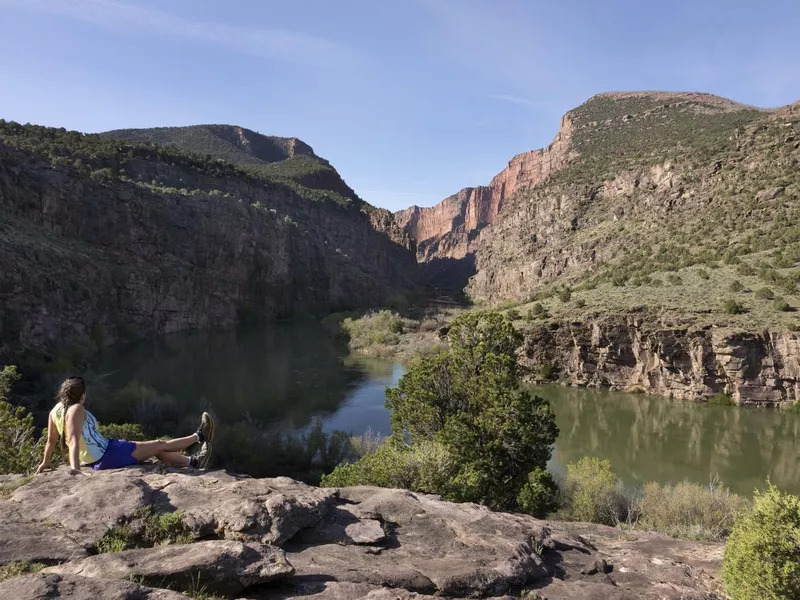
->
[398,92,800,403]
[464,92,793,302]
[0,466,724,599]
[522,313,800,405]
[0,135,418,357]
[394,115,575,285]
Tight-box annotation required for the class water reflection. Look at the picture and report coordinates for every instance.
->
[95,323,397,429]
[89,323,402,481]
[89,324,800,494]
[537,385,800,496]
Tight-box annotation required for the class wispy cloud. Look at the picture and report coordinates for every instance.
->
[0,0,362,69]
[487,94,550,109]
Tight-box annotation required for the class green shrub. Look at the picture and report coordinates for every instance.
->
[216,419,351,483]
[708,394,736,406]
[696,268,710,280]
[723,299,745,315]
[756,287,776,300]
[527,303,549,321]
[785,401,800,413]
[387,312,558,510]
[723,485,800,600]
[0,366,42,475]
[506,308,521,321]
[666,273,683,286]
[99,423,147,441]
[96,506,193,553]
[737,262,756,276]
[536,363,557,381]
[558,288,572,303]
[774,298,792,312]
[517,468,558,518]
[728,280,744,293]
[574,298,586,308]
[346,428,385,460]
[559,457,624,525]
[107,381,182,434]
[0,561,46,583]
[639,479,749,541]
[331,311,559,512]
[321,439,453,494]
[90,167,114,182]
[342,310,404,349]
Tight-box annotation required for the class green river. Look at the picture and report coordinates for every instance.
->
[92,322,800,495]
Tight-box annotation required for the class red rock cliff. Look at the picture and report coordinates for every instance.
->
[395,114,575,265]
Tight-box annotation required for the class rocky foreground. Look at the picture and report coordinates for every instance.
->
[0,467,724,599]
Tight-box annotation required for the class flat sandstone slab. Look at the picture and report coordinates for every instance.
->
[0,573,190,600]
[45,540,293,595]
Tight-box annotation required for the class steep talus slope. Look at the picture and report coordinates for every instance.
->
[0,122,418,358]
[394,114,575,288]
[0,467,724,599]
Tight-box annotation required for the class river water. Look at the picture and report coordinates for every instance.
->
[92,322,800,495]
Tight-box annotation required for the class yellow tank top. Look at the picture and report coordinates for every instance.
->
[50,403,108,465]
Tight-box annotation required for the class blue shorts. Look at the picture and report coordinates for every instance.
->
[91,439,139,470]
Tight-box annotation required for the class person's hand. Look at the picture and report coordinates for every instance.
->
[35,461,52,474]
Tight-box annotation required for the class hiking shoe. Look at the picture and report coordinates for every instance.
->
[196,412,215,444]
[190,442,212,470]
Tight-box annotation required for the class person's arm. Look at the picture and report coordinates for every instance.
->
[65,404,86,475]
[35,414,60,473]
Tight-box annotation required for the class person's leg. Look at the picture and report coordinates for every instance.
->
[156,451,191,467]
[131,434,198,461]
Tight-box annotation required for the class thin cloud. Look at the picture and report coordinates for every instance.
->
[487,94,549,109]
[0,0,362,69]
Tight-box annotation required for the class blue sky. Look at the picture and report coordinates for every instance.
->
[0,1,798,211]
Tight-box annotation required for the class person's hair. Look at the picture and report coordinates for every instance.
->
[57,376,85,452]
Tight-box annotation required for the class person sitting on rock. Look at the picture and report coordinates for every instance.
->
[35,376,214,475]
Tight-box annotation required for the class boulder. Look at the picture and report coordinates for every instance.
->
[45,540,293,595]
[287,487,723,599]
[1,469,724,600]
[5,466,335,545]
[247,581,513,599]
[0,572,189,600]
[148,472,336,544]
[9,468,152,540]
[0,522,89,566]
[287,487,551,597]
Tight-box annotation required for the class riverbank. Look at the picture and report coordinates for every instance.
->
[333,306,800,407]
[322,308,457,363]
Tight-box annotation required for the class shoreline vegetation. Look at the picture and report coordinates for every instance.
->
[323,303,800,410]
[2,313,798,598]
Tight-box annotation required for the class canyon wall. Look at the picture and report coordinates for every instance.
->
[394,115,576,284]
[523,314,800,406]
[0,140,419,358]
